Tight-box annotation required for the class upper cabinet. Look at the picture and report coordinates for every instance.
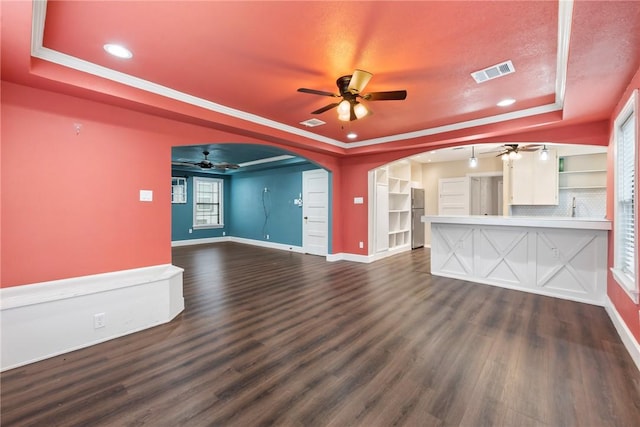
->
[507,149,559,205]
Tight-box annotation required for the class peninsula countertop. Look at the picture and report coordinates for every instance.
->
[421,215,611,230]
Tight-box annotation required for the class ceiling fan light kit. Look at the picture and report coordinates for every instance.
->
[495,144,544,162]
[298,69,407,122]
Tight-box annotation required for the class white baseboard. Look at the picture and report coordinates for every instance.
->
[326,252,374,263]
[605,296,640,372]
[172,236,305,254]
[327,245,412,263]
[171,236,229,247]
[229,237,304,253]
[0,264,184,372]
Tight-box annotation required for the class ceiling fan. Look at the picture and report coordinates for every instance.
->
[488,144,544,160]
[172,150,240,171]
[297,69,407,121]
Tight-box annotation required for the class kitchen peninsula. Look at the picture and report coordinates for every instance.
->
[422,215,611,305]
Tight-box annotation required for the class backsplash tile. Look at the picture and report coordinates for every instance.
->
[511,188,606,218]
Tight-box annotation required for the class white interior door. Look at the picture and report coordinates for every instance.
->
[302,169,329,256]
[438,177,470,215]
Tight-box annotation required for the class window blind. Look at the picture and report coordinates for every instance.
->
[616,111,636,281]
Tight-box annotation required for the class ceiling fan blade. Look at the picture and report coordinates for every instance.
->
[172,161,197,167]
[519,144,544,152]
[311,103,340,114]
[297,88,339,97]
[348,69,373,94]
[364,90,407,101]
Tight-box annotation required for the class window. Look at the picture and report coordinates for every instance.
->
[612,90,638,302]
[171,177,187,204]
[193,177,223,228]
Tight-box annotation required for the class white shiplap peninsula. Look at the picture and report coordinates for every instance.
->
[421,215,611,305]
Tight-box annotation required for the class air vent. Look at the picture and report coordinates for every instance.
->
[471,60,515,84]
[299,118,326,127]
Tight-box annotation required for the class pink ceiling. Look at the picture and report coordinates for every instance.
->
[3,1,640,151]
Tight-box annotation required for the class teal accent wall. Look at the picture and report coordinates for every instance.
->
[171,164,330,249]
[229,164,318,245]
[171,172,231,241]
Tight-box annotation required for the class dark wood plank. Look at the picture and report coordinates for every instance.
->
[1,242,639,426]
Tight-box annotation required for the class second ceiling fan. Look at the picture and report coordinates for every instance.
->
[297,69,407,121]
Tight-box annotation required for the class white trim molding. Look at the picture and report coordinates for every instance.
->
[172,236,230,247]
[172,235,305,253]
[0,264,184,371]
[327,252,375,263]
[605,296,640,372]
[230,237,304,254]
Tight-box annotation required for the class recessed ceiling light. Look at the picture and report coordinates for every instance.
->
[103,44,133,59]
[497,98,516,107]
[347,132,358,139]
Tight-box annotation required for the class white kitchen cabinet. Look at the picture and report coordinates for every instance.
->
[507,149,558,205]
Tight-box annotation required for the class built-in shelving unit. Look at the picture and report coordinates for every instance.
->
[373,160,412,253]
[387,161,411,250]
[558,153,607,190]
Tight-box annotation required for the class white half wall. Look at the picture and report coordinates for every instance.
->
[0,264,184,371]
[429,221,609,306]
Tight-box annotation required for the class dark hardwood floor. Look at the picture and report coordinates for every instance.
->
[2,242,640,426]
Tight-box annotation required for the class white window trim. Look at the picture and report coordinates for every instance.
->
[193,177,224,229]
[171,177,187,204]
[611,89,639,304]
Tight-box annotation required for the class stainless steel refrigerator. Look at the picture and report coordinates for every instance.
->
[411,188,425,249]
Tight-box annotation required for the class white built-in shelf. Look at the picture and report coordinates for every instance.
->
[558,154,607,191]
[559,169,606,174]
[374,160,412,253]
[389,228,410,234]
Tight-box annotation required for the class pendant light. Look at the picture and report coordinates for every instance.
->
[469,146,478,168]
[540,145,549,161]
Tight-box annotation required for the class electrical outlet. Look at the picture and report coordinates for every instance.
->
[552,248,559,259]
[188,228,192,234]
[359,241,364,249]
[266,234,270,240]
[94,313,106,329]
[223,231,226,236]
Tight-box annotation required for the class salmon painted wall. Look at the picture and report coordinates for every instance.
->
[1,84,173,287]
[1,82,343,287]
[606,65,640,344]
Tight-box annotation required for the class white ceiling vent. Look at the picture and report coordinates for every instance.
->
[471,60,515,84]
[299,118,326,127]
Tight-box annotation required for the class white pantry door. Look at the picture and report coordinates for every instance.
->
[302,169,329,256]
[438,177,470,215]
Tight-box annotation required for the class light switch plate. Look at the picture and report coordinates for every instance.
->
[139,190,153,202]
[354,197,364,204]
